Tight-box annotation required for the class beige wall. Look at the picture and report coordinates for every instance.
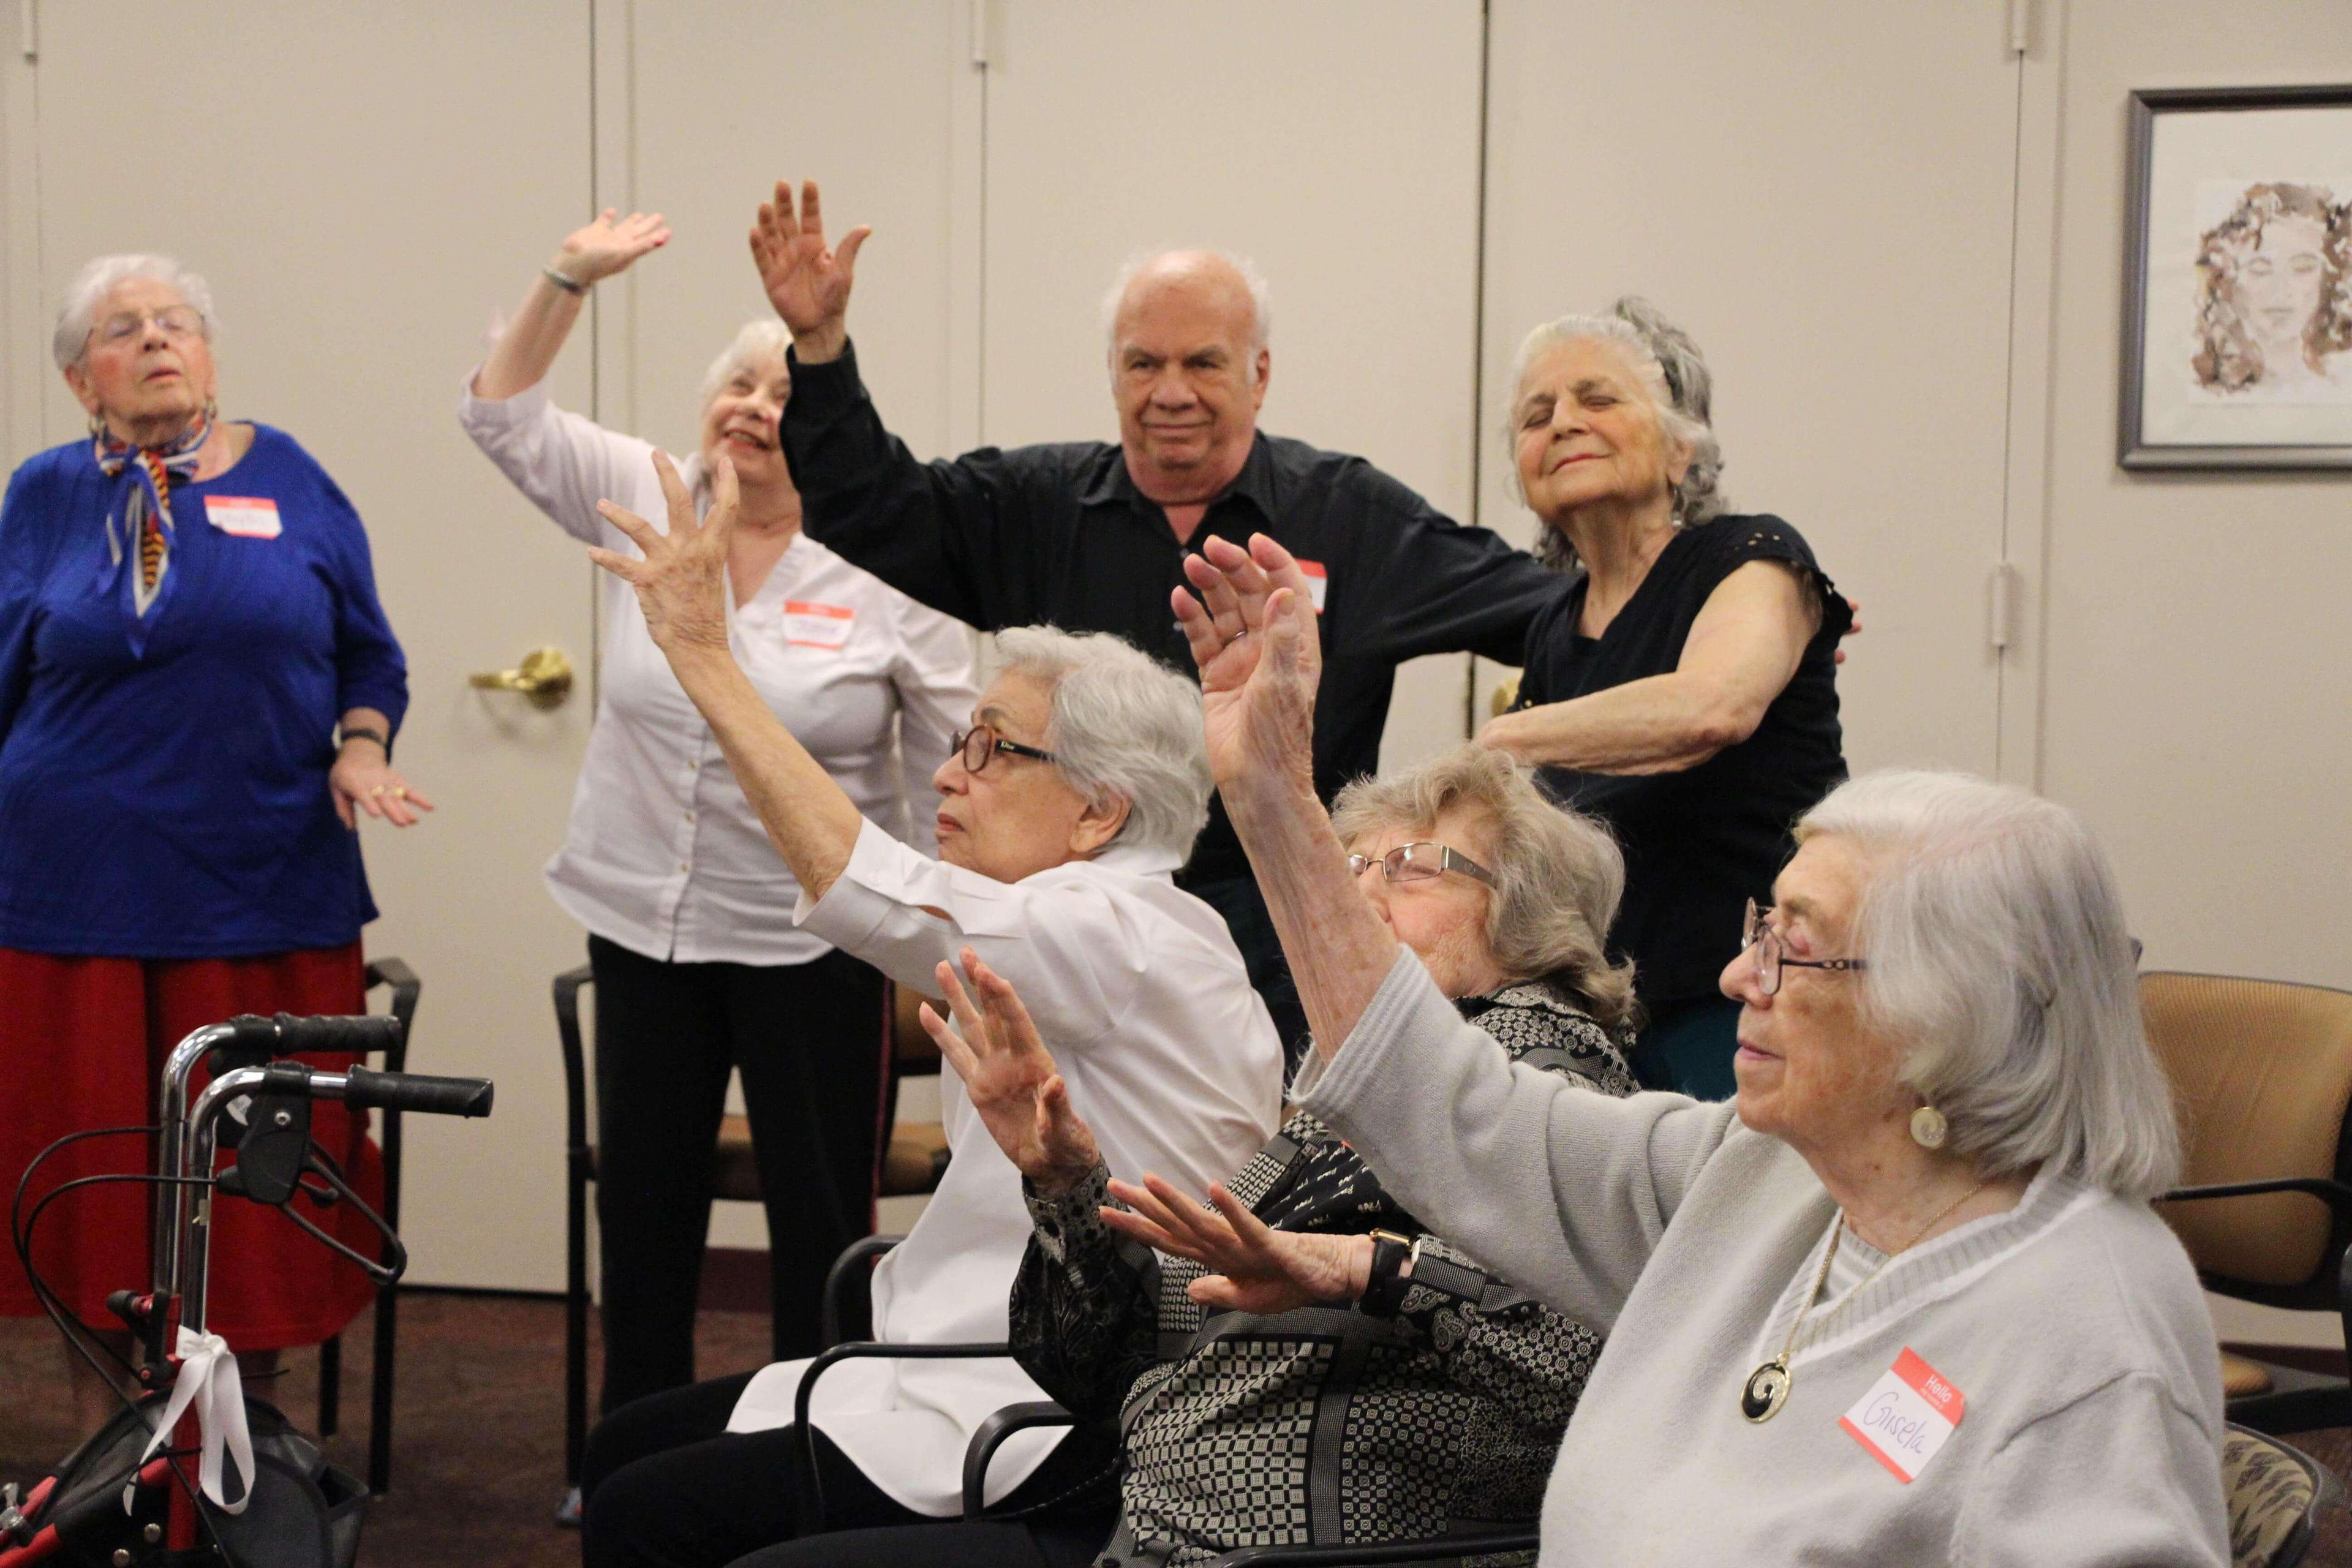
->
[2030,0,2352,1349]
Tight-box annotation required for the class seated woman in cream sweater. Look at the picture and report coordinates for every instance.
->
[1131,533,2230,1566]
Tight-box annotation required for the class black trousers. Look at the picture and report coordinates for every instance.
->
[588,937,888,1414]
[1178,873,1310,1074]
[581,1372,1119,1568]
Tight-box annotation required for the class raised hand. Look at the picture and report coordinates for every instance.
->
[1102,1172,1371,1316]
[748,178,869,361]
[590,451,734,656]
[1171,533,1323,800]
[552,208,671,285]
[919,949,1102,1196]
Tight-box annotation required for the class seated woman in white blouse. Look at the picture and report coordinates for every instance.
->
[461,212,981,1418]
[574,454,1286,1568]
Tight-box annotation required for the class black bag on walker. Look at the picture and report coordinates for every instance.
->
[31,1395,365,1568]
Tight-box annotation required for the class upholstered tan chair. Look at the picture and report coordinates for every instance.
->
[2146,971,2352,1433]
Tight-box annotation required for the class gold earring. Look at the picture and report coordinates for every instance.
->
[87,411,106,439]
[1910,1106,1948,1150]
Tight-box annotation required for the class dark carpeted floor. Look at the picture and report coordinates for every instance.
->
[7,1299,2352,1566]
[0,1294,771,1568]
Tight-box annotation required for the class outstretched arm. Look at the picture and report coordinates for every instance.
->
[590,451,862,900]
[1479,560,1817,773]
[473,210,669,401]
[1174,534,1399,1063]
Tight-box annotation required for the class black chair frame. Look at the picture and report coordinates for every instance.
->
[805,1235,1086,1526]
[2165,1169,2352,1434]
[1206,1527,1541,1567]
[556,962,595,1521]
[314,954,419,1496]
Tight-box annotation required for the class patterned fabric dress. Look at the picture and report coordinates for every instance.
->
[1011,982,1637,1567]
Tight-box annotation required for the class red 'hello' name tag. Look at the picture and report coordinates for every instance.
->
[1839,1348,1964,1483]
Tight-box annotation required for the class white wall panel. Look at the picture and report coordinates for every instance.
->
[1478,0,2027,779]
[978,0,1488,771]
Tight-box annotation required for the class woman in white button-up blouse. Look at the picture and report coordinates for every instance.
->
[460,211,977,1416]
[573,454,1282,1566]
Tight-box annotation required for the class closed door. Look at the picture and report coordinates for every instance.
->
[977,0,1490,769]
[23,1,598,1289]
[1478,0,2029,777]
[616,0,978,1255]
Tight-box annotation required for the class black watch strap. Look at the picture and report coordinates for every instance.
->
[339,724,391,761]
[1359,1229,1415,1319]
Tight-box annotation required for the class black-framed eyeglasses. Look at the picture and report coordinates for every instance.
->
[1741,898,1868,997]
[950,723,1058,775]
[1347,840,1497,888]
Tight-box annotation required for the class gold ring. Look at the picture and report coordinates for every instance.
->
[368,785,388,797]
[391,786,409,800]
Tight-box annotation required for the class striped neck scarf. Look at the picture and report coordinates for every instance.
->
[93,409,211,657]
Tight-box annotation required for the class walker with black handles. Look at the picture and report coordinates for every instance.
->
[1,1011,494,1568]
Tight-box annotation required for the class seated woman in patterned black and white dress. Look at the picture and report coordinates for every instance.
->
[737,745,1637,1568]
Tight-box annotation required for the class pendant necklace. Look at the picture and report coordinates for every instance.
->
[1740,1177,1992,1423]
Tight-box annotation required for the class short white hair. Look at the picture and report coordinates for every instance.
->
[1507,297,1726,565]
[1798,769,2180,1201]
[53,254,216,371]
[699,319,794,409]
[1099,249,1273,381]
[992,626,1212,862]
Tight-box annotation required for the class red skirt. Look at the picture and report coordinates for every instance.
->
[0,943,384,1350]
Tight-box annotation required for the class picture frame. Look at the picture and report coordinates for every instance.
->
[2120,83,2352,470]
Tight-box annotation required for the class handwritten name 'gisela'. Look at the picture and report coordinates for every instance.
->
[1862,1394,1931,1455]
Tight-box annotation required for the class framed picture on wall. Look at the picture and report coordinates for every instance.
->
[2120,83,2352,470]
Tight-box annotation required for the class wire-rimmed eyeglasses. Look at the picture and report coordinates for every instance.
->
[949,723,1058,775]
[1740,898,1868,996]
[1347,841,1497,888]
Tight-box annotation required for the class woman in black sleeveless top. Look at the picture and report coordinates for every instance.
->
[1479,299,1849,1098]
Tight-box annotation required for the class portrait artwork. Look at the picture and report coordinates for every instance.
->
[2122,86,2352,468]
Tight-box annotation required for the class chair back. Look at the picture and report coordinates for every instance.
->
[2146,973,2352,1291]
[2223,1423,2340,1568]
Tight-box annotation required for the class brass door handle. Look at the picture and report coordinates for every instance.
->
[469,646,574,708]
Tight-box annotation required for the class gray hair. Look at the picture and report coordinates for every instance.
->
[1797,769,2180,1201]
[698,319,794,409]
[52,254,217,371]
[1330,744,1638,1029]
[992,626,1212,862]
[1507,296,1726,568]
[1099,249,1273,382]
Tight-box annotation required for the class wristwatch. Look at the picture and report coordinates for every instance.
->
[1359,1229,1417,1319]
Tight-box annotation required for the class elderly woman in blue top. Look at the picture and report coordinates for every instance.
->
[0,253,424,1433]
[1139,535,2231,1565]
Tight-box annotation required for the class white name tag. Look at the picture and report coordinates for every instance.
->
[205,496,282,538]
[1839,1348,1964,1483]
[783,600,854,649]
[1296,559,1328,613]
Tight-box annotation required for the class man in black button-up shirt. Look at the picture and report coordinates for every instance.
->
[751,181,1567,1058]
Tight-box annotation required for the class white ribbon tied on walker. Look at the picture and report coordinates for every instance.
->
[124,1328,255,1515]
